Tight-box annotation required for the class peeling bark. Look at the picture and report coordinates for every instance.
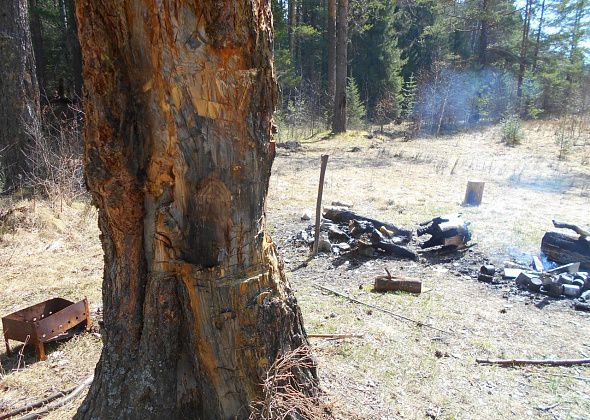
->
[75,1,318,418]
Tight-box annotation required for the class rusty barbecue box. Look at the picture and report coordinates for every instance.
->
[2,298,91,361]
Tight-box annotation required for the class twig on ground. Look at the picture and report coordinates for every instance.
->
[313,284,451,335]
[307,333,363,340]
[476,358,590,367]
[14,335,30,372]
[536,402,560,412]
[14,375,94,420]
[0,382,79,419]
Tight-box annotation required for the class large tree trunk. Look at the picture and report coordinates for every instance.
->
[477,0,489,67]
[332,0,348,134]
[65,0,83,100]
[531,0,546,74]
[516,0,533,104]
[0,0,40,191]
[29,0,47,95]
[288,0,297,58]
[326,0,336,121]
[75,1,318,418]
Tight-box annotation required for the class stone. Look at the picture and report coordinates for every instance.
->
[317,234,332,253]
[301,212,311,221]
[333,242,351,252]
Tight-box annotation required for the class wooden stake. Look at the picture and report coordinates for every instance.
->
[312,155,329,256]
[476,358,590,367]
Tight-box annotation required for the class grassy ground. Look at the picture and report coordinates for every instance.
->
[1,119,589,419]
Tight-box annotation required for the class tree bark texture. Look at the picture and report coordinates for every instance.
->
[65,0,83,100]
[332,0,348,133]
[516,0,533,102]
[29,0,47,94]
[75,1,318,418]
[477,0,489,67]
[288,0,297,58]
[326,0,336,117]
[0,0,40,190]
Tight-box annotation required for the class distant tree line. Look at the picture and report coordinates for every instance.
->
[272,0,590,137]
[1,0,589,191]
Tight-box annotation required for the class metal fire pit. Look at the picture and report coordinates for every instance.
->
[2,298,91,361]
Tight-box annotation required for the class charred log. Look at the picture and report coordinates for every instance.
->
[417,214,470,249]
[541,232,590,269]
[323,206,412,241]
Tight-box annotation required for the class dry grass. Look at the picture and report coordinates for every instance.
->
[269,119,590,419]
[1,118,589,419]
[0,199,102,419]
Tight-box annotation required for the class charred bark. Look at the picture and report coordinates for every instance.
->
[0,0,40,190]
[541,232,590,269]
[332,0,348,134]
[75,1,318,418]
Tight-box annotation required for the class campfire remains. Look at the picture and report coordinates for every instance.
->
[293,207,471,261]
[490,220,590,306]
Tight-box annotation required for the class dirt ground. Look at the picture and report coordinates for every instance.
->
[1,120,589,419]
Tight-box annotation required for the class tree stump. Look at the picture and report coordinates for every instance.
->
[463,180,485,206]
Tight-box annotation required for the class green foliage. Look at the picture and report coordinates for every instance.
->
[401,74,417,118]
[346,78,367,129]
[501,113,524,146]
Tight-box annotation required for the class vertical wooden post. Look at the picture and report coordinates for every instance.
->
[463,180,485,206]
[312,155,329,255]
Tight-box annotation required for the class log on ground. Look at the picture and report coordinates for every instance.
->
[374,277,422,294]
[323,206,412,240]
[541,232,590,269]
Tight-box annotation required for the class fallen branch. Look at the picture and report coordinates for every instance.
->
[552,220,590,238]
[307,333,363,339]
[0,382,79,419]
[476,358,590,367]
[3,375,93,420]
[313,284,451,335]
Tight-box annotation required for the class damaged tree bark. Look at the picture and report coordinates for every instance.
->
[75,1,318,418]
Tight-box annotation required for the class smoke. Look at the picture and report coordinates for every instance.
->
[412,66,518,134]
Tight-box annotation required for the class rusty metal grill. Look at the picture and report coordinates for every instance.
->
[2,298,91,361]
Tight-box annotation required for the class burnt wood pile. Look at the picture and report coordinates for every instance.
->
[292,207,471,261]
[417,214,471,249]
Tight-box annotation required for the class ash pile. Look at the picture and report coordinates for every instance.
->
[291,206,471,260]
